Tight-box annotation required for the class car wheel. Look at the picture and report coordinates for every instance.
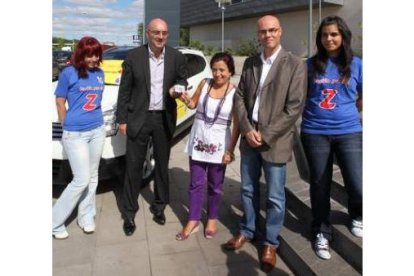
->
[142,137,155,185]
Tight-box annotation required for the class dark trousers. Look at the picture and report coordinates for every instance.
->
[301,132,362,240]
[122,111,171,220]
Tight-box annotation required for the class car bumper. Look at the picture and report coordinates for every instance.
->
[52,129,126,160]
[52,155,125,185]
[52,127,127,185]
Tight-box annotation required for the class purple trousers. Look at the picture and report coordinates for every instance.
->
[188,157,226,220]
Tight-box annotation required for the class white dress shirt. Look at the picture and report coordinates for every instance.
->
[148,47,165,111]
[252,46,282,123]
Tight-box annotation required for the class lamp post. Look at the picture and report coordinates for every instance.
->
[319,0,322,23]
[215,0,231,52]
[308,0,322,57]
[308,0,312,58]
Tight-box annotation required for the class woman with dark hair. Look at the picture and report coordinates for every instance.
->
[175,52,239,240]
[52,37,106,239]
[301,16,363,260]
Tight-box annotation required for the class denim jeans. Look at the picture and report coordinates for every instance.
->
[301,132,362,239]
[53,125,105,234]
[239,149,286,248]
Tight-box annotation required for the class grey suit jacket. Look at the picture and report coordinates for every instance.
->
[116,45,188,138]
[234,48,307,163]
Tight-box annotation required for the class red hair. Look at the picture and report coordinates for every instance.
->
[72,36,103,78]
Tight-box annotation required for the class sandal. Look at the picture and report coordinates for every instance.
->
[204,228,217,239]
[176,222,200,241]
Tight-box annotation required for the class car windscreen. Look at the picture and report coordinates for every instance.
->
[54,51,72,59]
[103,49,129,60]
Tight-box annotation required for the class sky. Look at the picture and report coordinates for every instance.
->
[53,0,144,46]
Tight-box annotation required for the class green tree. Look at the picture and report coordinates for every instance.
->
[189,40,205,51]
[52,37,79,50]
[180,28,190,46]
[235,38,259,56]
[189,40,219,56]
[137,23,144,45]
[205,45,219,56]
[57,37,66,49]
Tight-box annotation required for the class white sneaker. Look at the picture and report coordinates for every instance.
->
[350,219,363,238]
[314,233,331,260]
[78,221,95,234]
[82,225,95,234]
[53,230,69,240]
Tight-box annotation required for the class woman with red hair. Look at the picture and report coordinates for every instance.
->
[52,37,105,239]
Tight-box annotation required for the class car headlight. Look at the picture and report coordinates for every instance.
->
[103,107,118,137]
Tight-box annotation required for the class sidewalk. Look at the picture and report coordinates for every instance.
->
[52,137,294,276]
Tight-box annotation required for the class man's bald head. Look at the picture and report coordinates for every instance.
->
[256,15,283,57]
[146,18,169,56]
[147,18,168,32]
[257,15,281,31]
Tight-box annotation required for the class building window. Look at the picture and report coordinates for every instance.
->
[229,0,251,5]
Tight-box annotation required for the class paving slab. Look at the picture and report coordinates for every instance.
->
[52,137,293,276]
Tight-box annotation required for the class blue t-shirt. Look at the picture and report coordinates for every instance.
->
[301,56,362,135]
[55,66,105,131]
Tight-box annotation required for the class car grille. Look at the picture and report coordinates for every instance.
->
[53,159,62,177]
[53,122,63,139]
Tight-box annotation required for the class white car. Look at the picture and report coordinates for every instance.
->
[52,47,212,184]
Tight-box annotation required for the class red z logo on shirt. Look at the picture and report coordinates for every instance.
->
[319,89,337,109]
[83,94,97,111]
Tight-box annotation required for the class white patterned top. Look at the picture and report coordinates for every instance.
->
[184,79,236,164]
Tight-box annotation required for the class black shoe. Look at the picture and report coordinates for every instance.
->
[149,206,166,225]
[123,219,136,236]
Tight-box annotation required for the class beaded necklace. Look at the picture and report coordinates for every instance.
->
[202,80,230,126]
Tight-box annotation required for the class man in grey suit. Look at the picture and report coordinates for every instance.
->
[225,15,307,272]
[116,18,188,236]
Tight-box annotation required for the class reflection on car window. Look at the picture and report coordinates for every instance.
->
[185,54,206,78]
[103,48,133,60]
[103,51,127,60]
[53,51,72,59]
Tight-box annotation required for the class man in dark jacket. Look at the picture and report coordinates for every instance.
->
[116,18,188,236]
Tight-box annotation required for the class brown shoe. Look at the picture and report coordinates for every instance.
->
[261,245,277,272]
[225,234,249,250]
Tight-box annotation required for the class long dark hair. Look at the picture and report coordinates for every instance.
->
[72,36,103,78]
[312,16,353,83]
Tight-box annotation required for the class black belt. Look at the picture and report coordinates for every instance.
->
[147,110,164,113]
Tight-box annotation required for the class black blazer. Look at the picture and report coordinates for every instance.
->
[116,45,188,138]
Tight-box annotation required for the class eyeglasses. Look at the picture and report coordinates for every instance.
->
[149,30,169,36]
[258,28,280,35]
